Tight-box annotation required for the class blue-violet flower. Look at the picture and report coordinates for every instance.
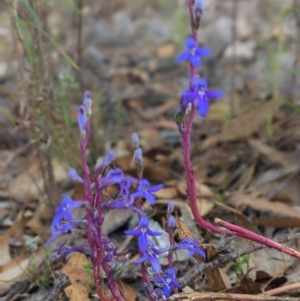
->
[155,268,181,297]
[124,216,162,252]
[176,237,206,259]
[181,76,224,117]
[131,179,163,205]
[177,37,210,69]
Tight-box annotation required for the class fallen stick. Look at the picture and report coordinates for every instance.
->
[169,292,299,301]
[45,273,70,301]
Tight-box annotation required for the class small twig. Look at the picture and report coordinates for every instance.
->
[178,232,300,287]
[45,273,71,301]
[169,292,299,301]
[262,282,300,296]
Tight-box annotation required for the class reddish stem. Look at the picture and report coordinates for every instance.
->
[215,219,300,259]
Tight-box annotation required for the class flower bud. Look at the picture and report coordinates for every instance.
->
[77,105,88,137]
[167,215,176,229]
[167,201,174,217]
[193,0,204,29]
[132,132,140,149]
[83,91,92,117]
[68,168,83,183]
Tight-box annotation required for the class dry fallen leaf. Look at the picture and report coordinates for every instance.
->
[205,245,228,292]
[0,250,45,291]
[228,194,300,219]
[202,102,279,150]
[8,158,67,201]
[61,252,92,301]
[117,280,137,301]
[154,186,178,199]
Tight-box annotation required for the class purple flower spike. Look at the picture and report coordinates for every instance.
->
[131,179,163,205]
[181,76,224,117]
[155,268,181,297]
[52,196,84,227]
[124,216,162,252]
[177,37,211,69]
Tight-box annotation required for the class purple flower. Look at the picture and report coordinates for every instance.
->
[77,105,88,137]
[176,238,206,259]
[52,196,84,227]
[181,76,224,117]
[134,241,168,274]
[177,37,210,69]
[68,168,83,183]
[131,179,163,205]
[155,268,181,297]
[124,216,162,252]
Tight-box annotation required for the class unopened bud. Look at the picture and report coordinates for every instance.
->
[167,201,174,216]
[83,91,92,116]
[167,215,176,229]
[77,105,88,137]
[193,0,204,29]
[68,168,83,183]
[132,132,140,149]
[134,147,143,165]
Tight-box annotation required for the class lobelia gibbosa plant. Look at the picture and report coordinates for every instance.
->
[47,91,206,300]
[47,0,300,300]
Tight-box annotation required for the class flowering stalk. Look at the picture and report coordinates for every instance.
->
[178,0,300,260]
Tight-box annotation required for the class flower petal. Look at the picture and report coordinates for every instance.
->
[195,47,211,56]
[191,55,201,69]
[197,97,209,117]
[182,91,198,101]
[124,228,141,236]
[63,211,74,221]
[138,234,148,252]
[162,285,171,297]
[150,257,162,273]
[147,228,162,236]
[184,37,197,49]
[205,90,224,99]
[145,192,155,204]
[149,184,163,193]
[176,51,190,63]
